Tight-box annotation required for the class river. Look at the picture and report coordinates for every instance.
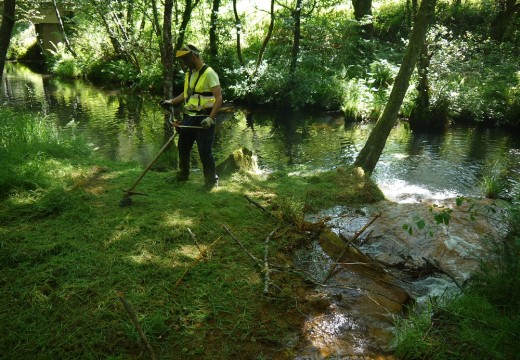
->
[2,63,519,203]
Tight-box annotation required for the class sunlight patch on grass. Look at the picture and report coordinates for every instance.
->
[178,244,203,259]
[163,214,195,228]
[128,249,156,264]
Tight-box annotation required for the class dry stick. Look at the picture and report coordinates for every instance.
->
[116,292,158,360]
[174,237,221,288]
[187,227,203,254]
[263,228,278,295]
[244,195,270,214]
[223,224,278,295]
[322,213,382,284]
[222,224,263,267]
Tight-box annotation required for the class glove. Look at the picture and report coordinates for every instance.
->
[173,120,182,129]
[161,99,173,108]
[201,117,214,129]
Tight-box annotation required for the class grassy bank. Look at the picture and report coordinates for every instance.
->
[0,110,383,359]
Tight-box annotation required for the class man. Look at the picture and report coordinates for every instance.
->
[162,44,223,190]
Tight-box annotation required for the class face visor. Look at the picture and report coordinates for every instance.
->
[175,46,199,58]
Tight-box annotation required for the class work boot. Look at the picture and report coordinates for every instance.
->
[202,177,218,191]
[165,172,189,184]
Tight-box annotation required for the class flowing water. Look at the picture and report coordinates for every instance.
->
[3,63,520,358]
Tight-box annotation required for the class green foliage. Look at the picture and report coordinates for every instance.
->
[6,21,37,59]
[87,58,139,85]
[136,62,163,93]
[480,161,509,199]
[46,42,82,78]
[5,0,520,128]
[373,0,410,41]
[368,59,398,89]
[0,109,90,198]
[427,28,520,126]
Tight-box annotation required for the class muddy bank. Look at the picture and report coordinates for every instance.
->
[293,198,509,358]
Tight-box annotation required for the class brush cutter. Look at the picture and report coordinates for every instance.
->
[120,106,178,207]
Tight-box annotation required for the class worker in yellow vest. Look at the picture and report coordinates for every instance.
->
[162,44,223,190]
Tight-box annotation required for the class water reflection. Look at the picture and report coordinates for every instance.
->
[2,63,519,201]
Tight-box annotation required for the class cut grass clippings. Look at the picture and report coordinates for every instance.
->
[0,144,382,359]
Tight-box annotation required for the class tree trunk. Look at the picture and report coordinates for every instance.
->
[352,0,373,37]
[51,0,77,57]
[354,0,437,175]
[151,0,162,36]
[233,0,244,66]
[490,0,519,42]
[409,42,430,131]
[209,0,221,61]
[255,0,275,72]
[0,0,16,84]
[175,0,198,54]
[289,0,303,75]
[162,0,174,99]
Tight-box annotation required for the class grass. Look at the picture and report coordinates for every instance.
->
[0,109,383,359]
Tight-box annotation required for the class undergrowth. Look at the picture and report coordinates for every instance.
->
[394,203,520,360]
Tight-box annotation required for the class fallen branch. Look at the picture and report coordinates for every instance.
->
[187,228,203,254]
[223,224,278,295]
[116,292,157,360]
[222,224,263,267]
[263,228,278,295]
[244,195,270,214]
[323,213,382,284]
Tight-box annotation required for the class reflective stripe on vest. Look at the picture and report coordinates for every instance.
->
[183,65,216,115]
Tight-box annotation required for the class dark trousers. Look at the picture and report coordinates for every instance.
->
[178,114,217,184]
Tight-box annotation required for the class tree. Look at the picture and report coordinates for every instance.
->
[0,0,16,84]
[51,0,76,57]
[354,0,437,175]
[255,0,275,72]
[289,0,303,75]
[490,0,519,42]
[209,0,221,60]
[162,0,174,98]
[352,0,373,37]
[232,0,244,66]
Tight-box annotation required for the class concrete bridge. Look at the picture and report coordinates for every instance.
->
[30,3,73,55]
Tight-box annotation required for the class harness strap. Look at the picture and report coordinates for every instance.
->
[186,64,209,103]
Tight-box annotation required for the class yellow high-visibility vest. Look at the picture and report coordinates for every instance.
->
[183,65,216,115]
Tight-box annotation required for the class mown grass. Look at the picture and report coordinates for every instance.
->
[0,109,382,359]
[393,205,520,360]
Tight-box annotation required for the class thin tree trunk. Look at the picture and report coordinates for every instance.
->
[255,0,275,71]
[490,0,519,42]
[289,0,303,75]
[51,0,77,57]
[0,0,16,84]
[233,0,244,66]
[171,0,200,85]
[352,0,373,37]
[151,0,162,36]
[162,0,174,98]
[209,0,221,61]
[90,1,124,55]
[354,0,437,175]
